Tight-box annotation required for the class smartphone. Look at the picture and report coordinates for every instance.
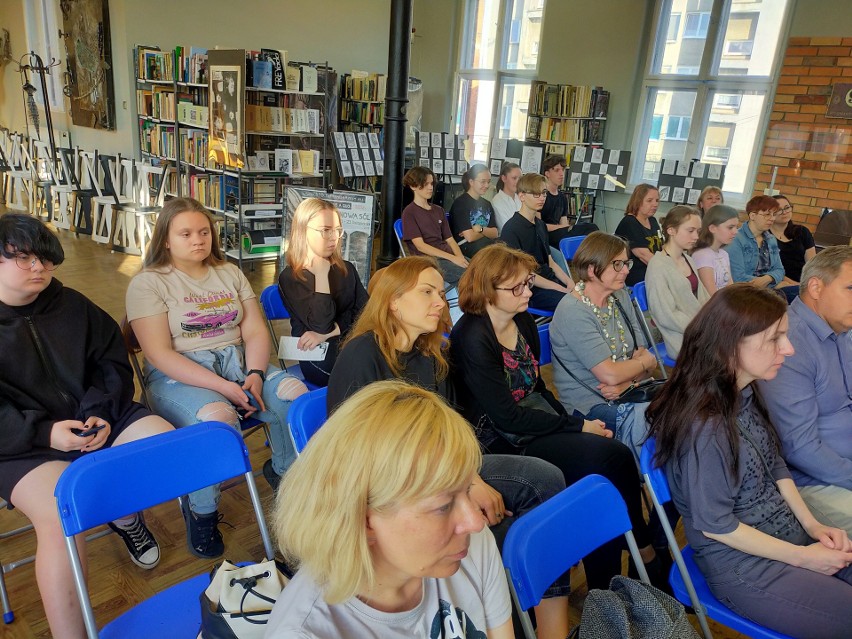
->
[236,389,259,420]
[72,423,107,437]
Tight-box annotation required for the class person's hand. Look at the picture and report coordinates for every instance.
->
[632,347,656,373]
[469,476,513,526]
[807,523,852,553]
[50,417,111,453]
[582,419,612,438]
[452,255,469,268]
[795,542,852,575]
[598,381,630,400]
[297,330,326,351]
[242,375,267,414]
[79,416,111,452]
[218,380,256,417]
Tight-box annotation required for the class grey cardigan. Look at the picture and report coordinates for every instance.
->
[646,251,710,358]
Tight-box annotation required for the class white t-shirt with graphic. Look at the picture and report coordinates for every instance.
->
[126,263,256,353]
[264,528,511,639]
[692,247,732,291]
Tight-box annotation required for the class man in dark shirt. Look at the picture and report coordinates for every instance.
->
[540,154,598,248]
[501,173,573,312]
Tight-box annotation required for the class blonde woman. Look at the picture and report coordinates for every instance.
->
[697,185,723,217]
[267,380,514,638]
[278,197,368,387]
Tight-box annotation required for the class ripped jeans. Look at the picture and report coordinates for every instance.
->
[144,344,306,514]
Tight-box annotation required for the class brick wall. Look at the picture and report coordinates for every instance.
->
[754,36,852,230]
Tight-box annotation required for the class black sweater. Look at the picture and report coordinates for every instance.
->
[450,311,582,445]
[0,279,136,458]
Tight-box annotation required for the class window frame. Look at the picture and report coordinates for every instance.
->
[23,0,65,112]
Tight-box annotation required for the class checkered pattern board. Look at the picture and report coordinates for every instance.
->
[567,147,631,192]
[657,160,726,204]
[415,132,469,177]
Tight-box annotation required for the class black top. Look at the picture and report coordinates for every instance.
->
[450,311,582,450]
[776,226,815,282]
[326,332,452,413]
[540,190,567,227]
[500,212,558,283]
[448,193,497,241]
[0,278,136,458]
[614,215,664,286]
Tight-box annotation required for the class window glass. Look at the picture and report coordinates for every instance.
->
[461,0,501,69]
[640,89,697,182]
[497,81,531,140]
[503,0,543,70]
[455,78,496,162]
[652,0,712,75]
[717,4,787,76]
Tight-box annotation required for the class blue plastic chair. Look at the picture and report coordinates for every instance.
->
[537,322,551,366]
[287,386,329,454]
[55,422,275,639]
[628,282,674,374]
[258,284,321,391]
[393,218,407,256]
[640,439,794,639]
[503,474,651,639]
[558,235,587,263]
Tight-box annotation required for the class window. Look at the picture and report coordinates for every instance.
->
[632,0,792,200]
[455,0,546,162]
[23,0,65,111]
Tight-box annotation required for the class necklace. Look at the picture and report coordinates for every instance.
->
[574,281,628,361]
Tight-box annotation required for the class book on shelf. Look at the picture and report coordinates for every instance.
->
[591,88,610,119]
[285,65,300,91]
[341,71,387,102]
[138,47,174,82]
[261,49,287,90]
[274,148,292,174]
[301,65,318,93]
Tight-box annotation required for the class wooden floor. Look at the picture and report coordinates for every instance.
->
[0,213,746,638]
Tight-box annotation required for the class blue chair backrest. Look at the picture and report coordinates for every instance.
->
[259,284,289,321]
[559,235,586,262]
[639,438,672,504]
[631,281,649,312]
[393,218,403,243]
[288,387,329,453]
[537,323,551,366]
[503,474,635,611]
[55,422,251,537]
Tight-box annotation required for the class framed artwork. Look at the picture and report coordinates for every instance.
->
[208,49,245,168]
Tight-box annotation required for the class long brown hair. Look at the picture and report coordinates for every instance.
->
[660,205,700,244]
[625,184,658,216]
[285,197,347,281]
[695,204,739,250]
[343,256,451,379]
[646,284,787,474]
[143,198,225,270]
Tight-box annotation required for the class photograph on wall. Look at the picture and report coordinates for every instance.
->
[208,49,245,168]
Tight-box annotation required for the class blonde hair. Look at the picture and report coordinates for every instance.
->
[273,380,482,604]
[458,243,538,315]
[698,186,723,211]
[143,198,225,270]
[286,197,347,281]
[344,256,451,379]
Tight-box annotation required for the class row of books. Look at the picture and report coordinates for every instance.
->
[137,88,175,120]
[179,129,209,168]
[177,102,209,129]
[529,82,610,119]
[526,116,605,145]
[245,105,321,134]
[180,173,239,211]
[340,100,384,126]
[340,72,387,102]
[138,121,176,159]
[175,46,208,84]
[137,47,174,82]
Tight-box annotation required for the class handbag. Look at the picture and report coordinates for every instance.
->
[198,559,288,639]
[487,391,559,448]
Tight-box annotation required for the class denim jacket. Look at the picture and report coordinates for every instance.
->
[724,223,784,284]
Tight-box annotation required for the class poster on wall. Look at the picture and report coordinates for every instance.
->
[207,49,245,168]
[59,0,116,129]
[826,82,852,119]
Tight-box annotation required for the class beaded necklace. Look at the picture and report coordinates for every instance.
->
[574,281,629,361]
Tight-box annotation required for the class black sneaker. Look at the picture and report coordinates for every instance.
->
[180,498,224,559]
[108,513,160,569]
[263,459,281,492]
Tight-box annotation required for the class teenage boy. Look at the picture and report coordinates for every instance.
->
[500,173,574,312]
[401,166,468,285]
[541,155,599,248]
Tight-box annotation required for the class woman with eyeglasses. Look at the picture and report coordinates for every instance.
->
[0,214,173,638]
[770,194,816,284]
[127,198,308,558]
[451,243,672,593]
[278,197,368,387]
[725,195,799,302]
[448,163,498,258]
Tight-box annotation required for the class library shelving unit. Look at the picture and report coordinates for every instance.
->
[337,71,385,191]
[135,46,180,188]
[525,81,610,158]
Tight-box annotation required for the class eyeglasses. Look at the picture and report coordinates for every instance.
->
[757,211,779,220]
[779,205,793,213]
[13,254,57,271]
[611,259,633,272]
[521,190,547,198]
[496,274,536,296]
[307,226,344,240]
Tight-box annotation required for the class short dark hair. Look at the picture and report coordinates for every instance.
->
[403,166,435,190]
[745,195,779,215]
[541,154,566,173]
[0,213,65,266]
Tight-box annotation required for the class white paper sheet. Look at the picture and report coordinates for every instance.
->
[279,336,328,362]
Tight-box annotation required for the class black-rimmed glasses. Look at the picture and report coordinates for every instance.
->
[307,226,345,240]
[13,254,57,271]
[611,259,633,272]
[496,274,536,296]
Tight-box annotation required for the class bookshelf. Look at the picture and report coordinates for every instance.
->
[525,81,610,155]
[339,72,386,133]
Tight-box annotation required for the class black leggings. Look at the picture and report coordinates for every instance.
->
[489,431,650,590]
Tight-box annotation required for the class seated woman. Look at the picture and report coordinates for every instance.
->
[278,197,368,387]
[448,164,498,258]
[696,185,723,218]
[550,232,658,455]
[646,284,852,639]
[401,166,468,285]
[127,197,307,558]
[771,193,816,284]
[267,381,513,638]
[614,184,664,286]
[692,204,739,295]
[327,255,572,638]
[646,205,709,359]
[726,194,798,302]
[451,243,670,592]
[490,161,521,232]
[0,214,173,638]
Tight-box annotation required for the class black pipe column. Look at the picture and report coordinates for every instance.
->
[377,0,413,269]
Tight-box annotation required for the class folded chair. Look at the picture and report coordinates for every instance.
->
[628,281,673,376]
[640,438,794,639]
[503,474,651,639]
[6,133,34,212]
[55,422,275,639]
